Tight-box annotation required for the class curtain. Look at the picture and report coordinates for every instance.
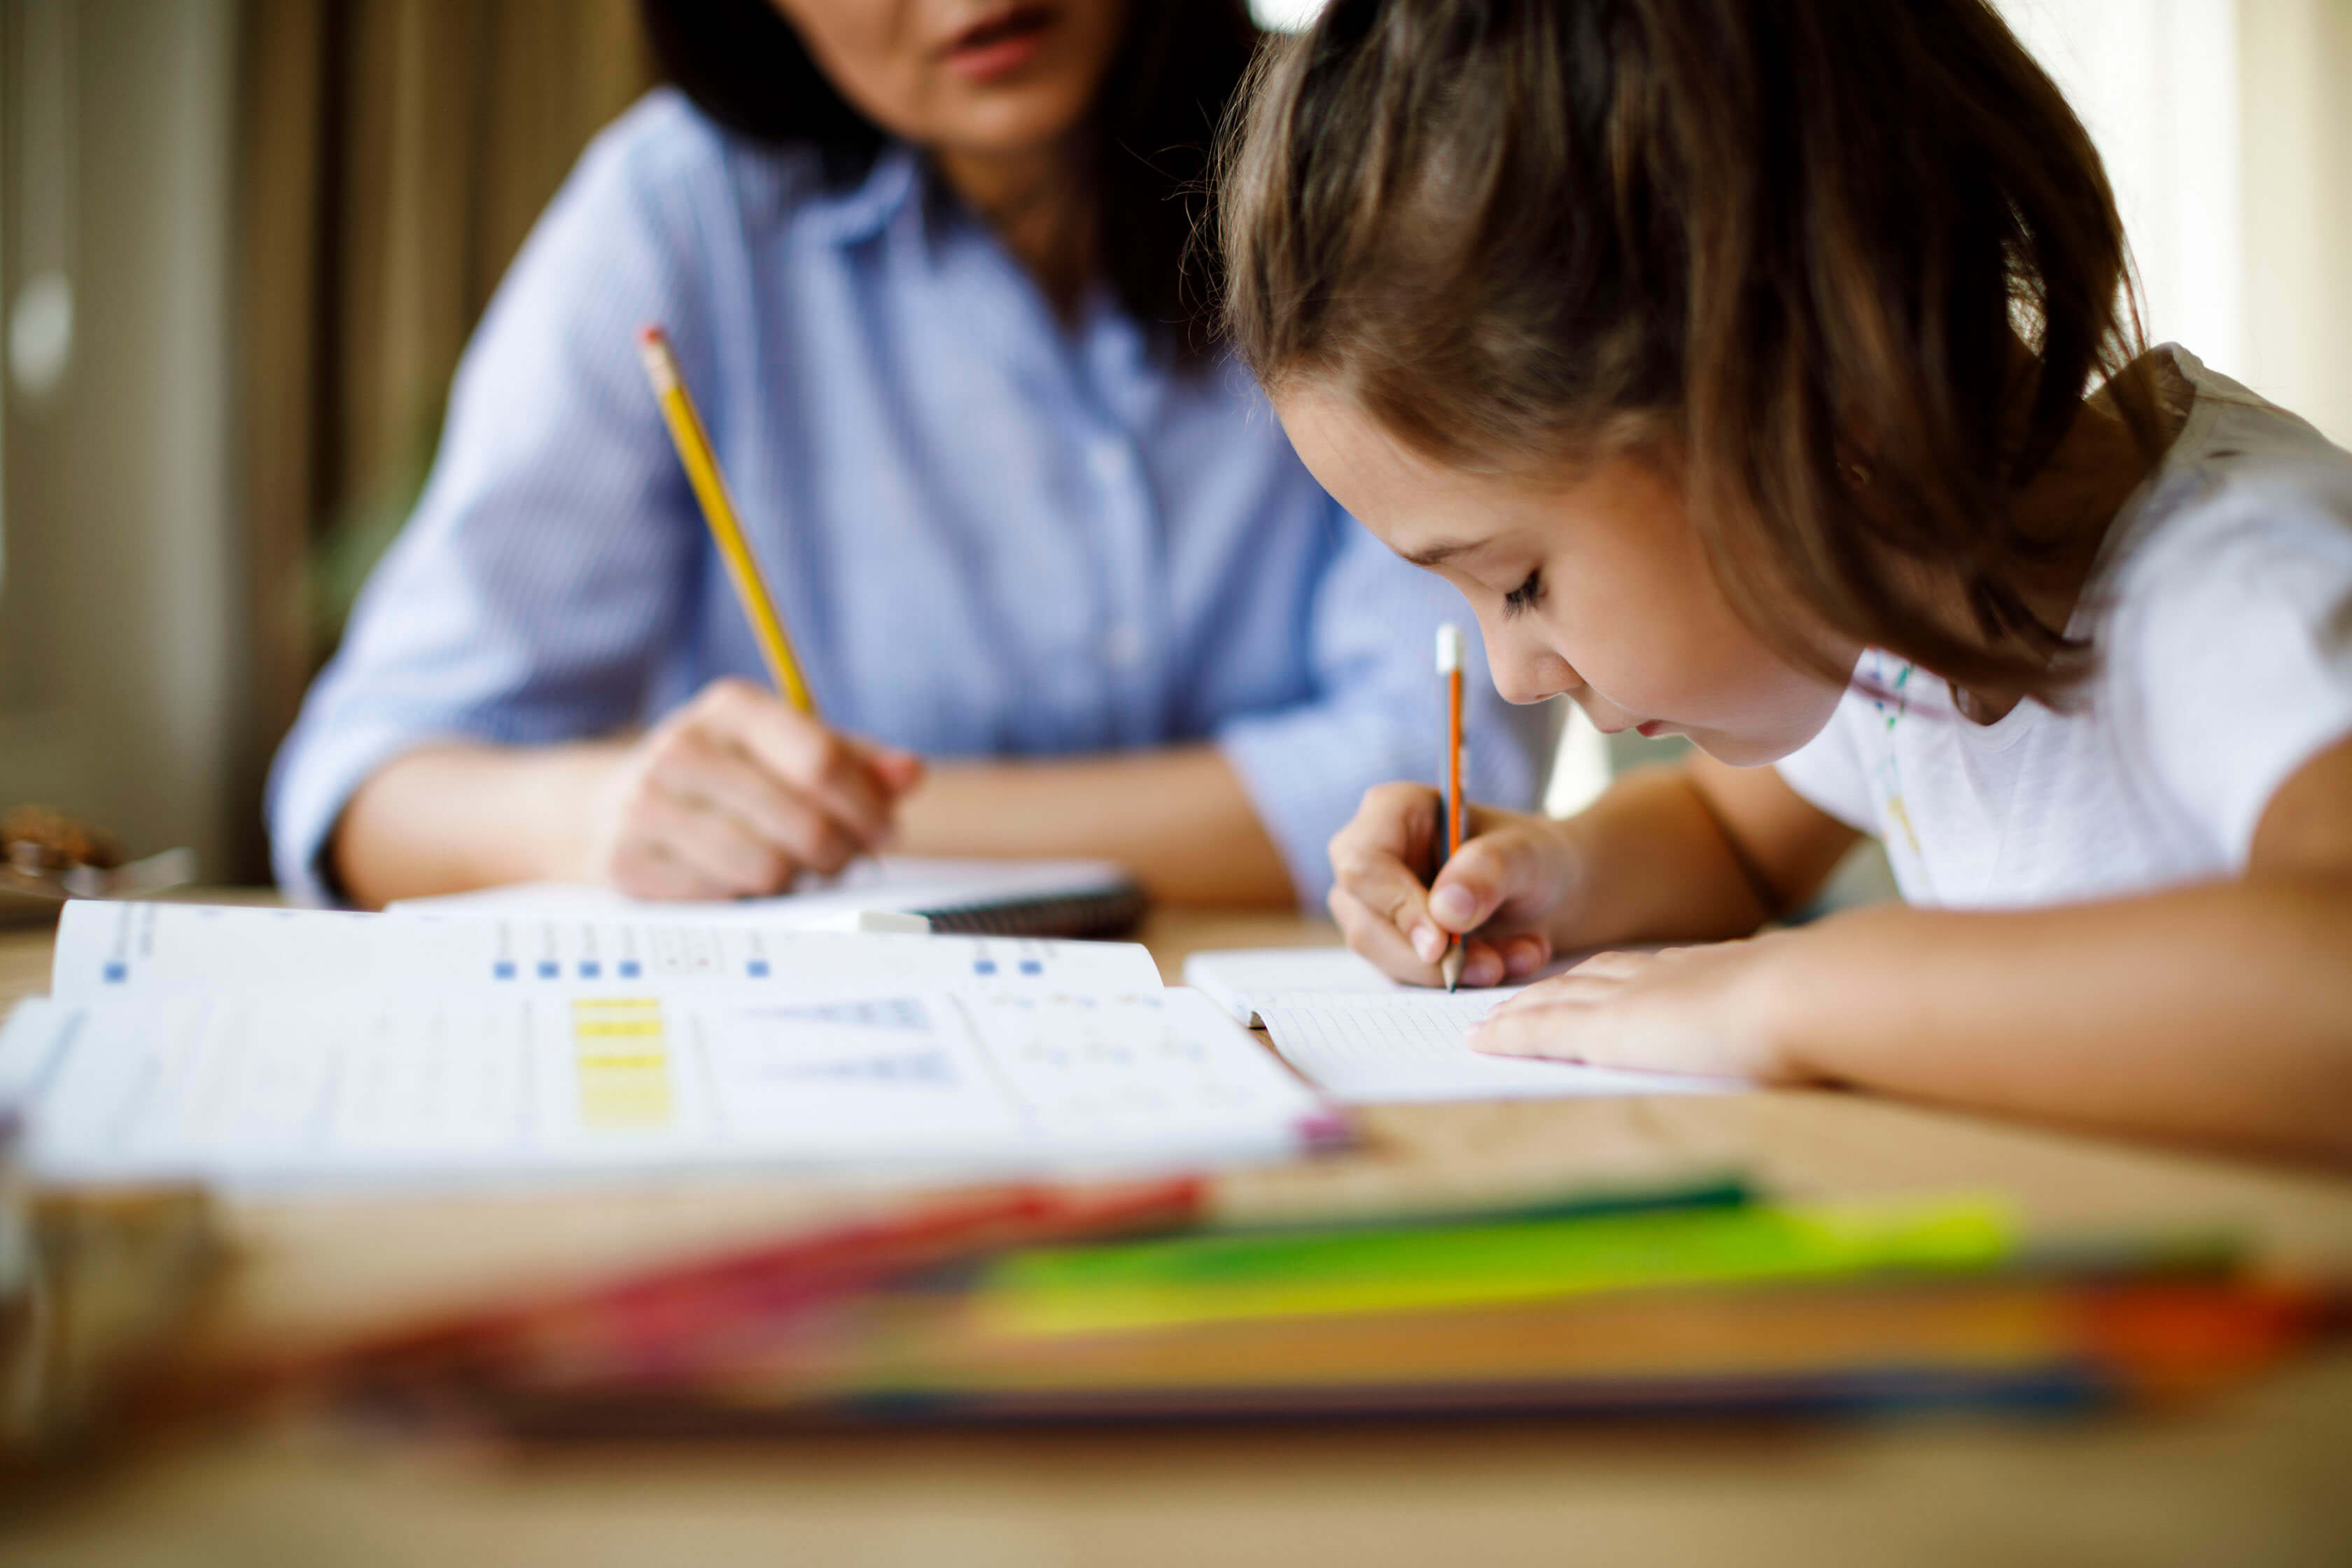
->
[238,0,654,780]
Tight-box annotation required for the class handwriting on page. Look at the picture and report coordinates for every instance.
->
[1257,992,1740,1104]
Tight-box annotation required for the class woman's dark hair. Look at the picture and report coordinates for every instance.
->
[1222,0,2164,701]
[642,0,1260,358]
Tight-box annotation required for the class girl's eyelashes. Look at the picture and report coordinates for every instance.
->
[1502,567,1546,617]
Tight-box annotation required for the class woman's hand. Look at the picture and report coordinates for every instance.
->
[1467,937,1797,1081]
[591,678,925,899]
[1326,783,1579,988]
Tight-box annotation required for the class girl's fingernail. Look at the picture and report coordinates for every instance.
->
[1413,925,1445,962]
[1431,885,1476,925]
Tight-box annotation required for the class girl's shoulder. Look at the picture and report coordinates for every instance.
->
[2081,349,2352,859]
[2096,347,2352,623]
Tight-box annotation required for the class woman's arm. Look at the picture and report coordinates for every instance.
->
[894,745,1293,906]
[332,687,1289,909]
[1475,736,2352,1166]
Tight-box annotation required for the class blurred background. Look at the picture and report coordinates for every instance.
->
[0,0,2346,884]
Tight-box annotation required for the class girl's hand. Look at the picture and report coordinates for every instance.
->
[1326,783,1578,988]
[1466,938,1796,1080]
[591,678,925,899]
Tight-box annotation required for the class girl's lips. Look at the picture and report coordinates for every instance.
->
[1636,720,1667,738]
[944,6,1055,83]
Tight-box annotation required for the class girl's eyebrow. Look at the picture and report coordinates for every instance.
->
[1401,539,1480,568]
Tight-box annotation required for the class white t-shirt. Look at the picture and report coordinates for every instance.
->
[1774,346,2352,909]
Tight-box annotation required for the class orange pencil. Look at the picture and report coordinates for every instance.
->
[1437,624,1466,990]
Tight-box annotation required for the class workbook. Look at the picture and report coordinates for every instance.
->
[391,856,1146,939]
[0,903,1340,1190]
[1186,946,1744,1104]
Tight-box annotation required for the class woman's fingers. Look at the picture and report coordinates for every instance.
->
[645,727,856,874]
[597,678,932,899]
[627,788,791,897]
[696,681,901,847]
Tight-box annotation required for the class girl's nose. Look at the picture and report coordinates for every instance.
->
[1482,625,1577,707]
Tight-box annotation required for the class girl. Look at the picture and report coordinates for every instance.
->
[267,0,1546,910]
[1222,0,2352,1163]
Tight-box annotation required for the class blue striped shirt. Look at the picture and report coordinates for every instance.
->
[267,92,1546,906]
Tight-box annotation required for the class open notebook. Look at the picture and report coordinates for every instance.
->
[1185,946,1746,1105]
[391,856,1147,939]
[0,903,1340,1190]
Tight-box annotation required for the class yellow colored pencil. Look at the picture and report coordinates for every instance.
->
[636,325,818,717]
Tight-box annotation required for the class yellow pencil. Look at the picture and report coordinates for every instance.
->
[636,325,818,717]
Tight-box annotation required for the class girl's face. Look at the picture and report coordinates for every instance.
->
[1276,386,1854,766]
[770,2,1126,160]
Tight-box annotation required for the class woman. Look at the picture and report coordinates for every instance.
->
[269,0,1546,909]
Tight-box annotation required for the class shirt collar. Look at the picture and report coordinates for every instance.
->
[804,142,927,248]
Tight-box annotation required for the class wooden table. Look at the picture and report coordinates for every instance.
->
[6,906,2351,1566]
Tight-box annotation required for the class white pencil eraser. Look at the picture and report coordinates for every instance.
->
[795,908,933,934]
[1435,622,1464,673]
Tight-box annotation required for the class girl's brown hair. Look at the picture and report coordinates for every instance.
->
[1222,0,2162,699]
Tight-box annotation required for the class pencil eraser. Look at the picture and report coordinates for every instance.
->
[1436,622,1464,673]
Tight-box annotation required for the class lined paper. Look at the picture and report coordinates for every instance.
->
[1259,991,1742,1104]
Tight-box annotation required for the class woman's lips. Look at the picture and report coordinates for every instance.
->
[944,6,1055,83]
[1636,720,1667,738]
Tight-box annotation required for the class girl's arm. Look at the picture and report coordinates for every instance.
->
[1324,751,1857,988]
[1476,736,2352,1166]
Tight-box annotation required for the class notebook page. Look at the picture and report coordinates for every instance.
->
[4,981,1338,1189]
[1182,947,1399,1025]
[50,901,1162,1004]
[1259,991,1742,1104]
[387,856,1132,928]
[1183,946,1590,1026]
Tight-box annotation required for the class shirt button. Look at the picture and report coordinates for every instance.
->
[1086,440,1131,486]
[1102,622,1142,668]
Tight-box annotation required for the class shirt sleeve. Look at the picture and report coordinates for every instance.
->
[265,97,718,904]
[1215,503,1552,910]
[2115,471,2352,864]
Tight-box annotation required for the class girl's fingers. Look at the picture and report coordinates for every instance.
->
[1572,948,1657,980]
[1329,884,1441,985]
[1330,843,1447,963]
[1458,937,1508,989]
[1498,932,1553,978]
[1427,828,1546,934]
[1468,994,1595,1061]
